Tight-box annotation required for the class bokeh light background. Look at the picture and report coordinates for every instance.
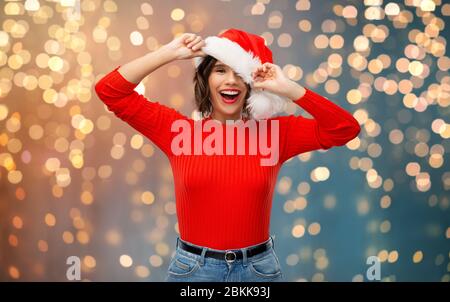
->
[0,0,449,282]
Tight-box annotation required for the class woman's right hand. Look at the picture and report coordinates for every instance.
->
[163,33,206,60]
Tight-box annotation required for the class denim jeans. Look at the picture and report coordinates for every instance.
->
[165,237,283,282]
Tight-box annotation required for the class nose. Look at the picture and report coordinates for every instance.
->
[224,70,240,84]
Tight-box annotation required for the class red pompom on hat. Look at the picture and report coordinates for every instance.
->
[194,28,289,120]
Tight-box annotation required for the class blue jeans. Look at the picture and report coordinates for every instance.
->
[165,237,283,282]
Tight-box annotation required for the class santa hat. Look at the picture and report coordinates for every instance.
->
[194,28,290,120]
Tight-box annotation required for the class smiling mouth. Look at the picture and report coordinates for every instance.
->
[219,91,241,104]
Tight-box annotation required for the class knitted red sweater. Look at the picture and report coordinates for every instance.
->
[95,66,361,250]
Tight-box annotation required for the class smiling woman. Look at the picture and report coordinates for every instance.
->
[95,28,361,282]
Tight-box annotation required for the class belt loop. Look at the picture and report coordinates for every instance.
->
[176,237,180,249]
[241,248,248,267]
[199,247,207,266]
[271,235,274,249]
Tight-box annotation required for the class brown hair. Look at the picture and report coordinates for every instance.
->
[193,55,251,118]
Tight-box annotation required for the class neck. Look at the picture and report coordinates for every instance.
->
[210,111,243,124]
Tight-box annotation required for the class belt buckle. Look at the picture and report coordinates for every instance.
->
[224,251,236,263]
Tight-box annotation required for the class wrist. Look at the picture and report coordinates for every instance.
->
[156,45,178,62]
[284,80,306,101]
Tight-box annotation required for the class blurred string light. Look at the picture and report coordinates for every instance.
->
[0,0,448,282]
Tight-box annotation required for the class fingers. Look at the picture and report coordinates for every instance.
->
[184,34,205,52]
[252,66,265,77]
[187,36,201,48]
[252,66,269,79]
[262,64,268,73]
[183,33,196,43]
[192,39,205,51]
[253,63,273,75]
[263,62,276,73]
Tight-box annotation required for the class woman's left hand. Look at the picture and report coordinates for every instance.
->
[252,63,305,100]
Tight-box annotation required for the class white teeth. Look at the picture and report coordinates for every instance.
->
[220,90,239,95]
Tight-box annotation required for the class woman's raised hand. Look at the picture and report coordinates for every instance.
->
[252,62,305,100]
[164,33,206,60]
[251,63,288,92]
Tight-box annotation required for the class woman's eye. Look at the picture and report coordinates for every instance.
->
[216,69,225,73]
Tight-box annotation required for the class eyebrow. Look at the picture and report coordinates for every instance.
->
[214,64,228,68]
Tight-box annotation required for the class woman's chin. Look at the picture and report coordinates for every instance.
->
[217,108,241,118]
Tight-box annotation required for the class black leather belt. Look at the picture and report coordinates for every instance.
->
[178,239,273,263]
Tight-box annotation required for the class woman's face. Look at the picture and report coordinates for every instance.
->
[208,60,248,122]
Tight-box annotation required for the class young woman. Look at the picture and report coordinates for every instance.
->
[95,29,361,282]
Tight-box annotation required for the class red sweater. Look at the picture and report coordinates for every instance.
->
[95,66,361,250]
